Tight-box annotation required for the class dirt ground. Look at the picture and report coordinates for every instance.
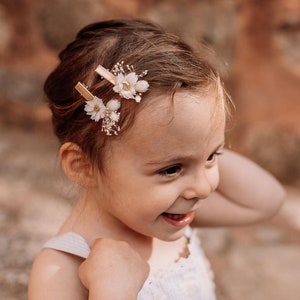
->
[0,126,300,300]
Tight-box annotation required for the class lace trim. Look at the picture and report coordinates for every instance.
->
[145,229,210,283]
[139,229,216,299]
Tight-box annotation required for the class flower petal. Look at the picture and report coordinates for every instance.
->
[115,73,125,84]
[92,111,102,122]
[135,80,149,93]
[113,83,122,93]
[125,72,138,85]
[119,89,135,99]
[84,103,94,112]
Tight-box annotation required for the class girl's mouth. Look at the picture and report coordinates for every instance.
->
[161,211,195,227]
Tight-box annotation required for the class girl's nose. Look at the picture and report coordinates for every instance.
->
[182,170,213,201]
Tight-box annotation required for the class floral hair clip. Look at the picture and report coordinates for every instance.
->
[75,82,121,135]
[96,62,149,103]
[75,62,149,136]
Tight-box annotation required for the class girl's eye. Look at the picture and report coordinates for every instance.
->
[207,151,223,163]
[159,165,182,176]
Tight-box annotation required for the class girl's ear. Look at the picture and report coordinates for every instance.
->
[59,142,97,188]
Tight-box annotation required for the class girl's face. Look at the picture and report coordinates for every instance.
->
[94,89,226,241]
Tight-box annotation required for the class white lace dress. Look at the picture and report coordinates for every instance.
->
[43,227,216,300]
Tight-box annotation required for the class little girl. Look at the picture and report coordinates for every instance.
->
[28,19,285,299]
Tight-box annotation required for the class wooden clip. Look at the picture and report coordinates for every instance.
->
[95,65,116,85]
[75,82,94,101]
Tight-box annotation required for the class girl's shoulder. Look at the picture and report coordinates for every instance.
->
[28,248,87,300]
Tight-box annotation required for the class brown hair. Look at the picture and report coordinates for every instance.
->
[44,19,230,170]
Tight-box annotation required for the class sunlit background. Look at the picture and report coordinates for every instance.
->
[0,0,300,299]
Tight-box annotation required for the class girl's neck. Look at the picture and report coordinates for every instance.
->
[58,193,153,260]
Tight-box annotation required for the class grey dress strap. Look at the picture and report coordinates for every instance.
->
[43,232,91,259]
[43,227,192,259]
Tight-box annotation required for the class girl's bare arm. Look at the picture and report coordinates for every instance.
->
[193,149,286,227]
[28,250,87,300]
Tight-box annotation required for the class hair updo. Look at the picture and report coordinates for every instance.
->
[44,19,230,170]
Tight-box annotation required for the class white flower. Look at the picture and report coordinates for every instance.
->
[135,95,141,103]
[106,99,121,111]
[113,72,149,102]
[135,80,149,93]
[109,111,120,122]
[102,111,120,135]
[84,96,106,122]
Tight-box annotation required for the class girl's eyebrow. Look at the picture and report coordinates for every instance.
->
[144,155,194,167]
[144,141,225,167]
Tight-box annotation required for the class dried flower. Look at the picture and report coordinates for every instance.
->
[84,96,106,122]
[76,62,149,136]
[113,72,149,102]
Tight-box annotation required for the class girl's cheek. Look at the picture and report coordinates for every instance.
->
[208,165,220,191]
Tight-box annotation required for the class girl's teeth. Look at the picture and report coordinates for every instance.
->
[162,211,195,227]
[164,213,185,220]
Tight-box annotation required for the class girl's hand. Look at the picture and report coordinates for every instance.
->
[78,238,149,300]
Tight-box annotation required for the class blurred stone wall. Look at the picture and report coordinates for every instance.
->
[0,0,299,185]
